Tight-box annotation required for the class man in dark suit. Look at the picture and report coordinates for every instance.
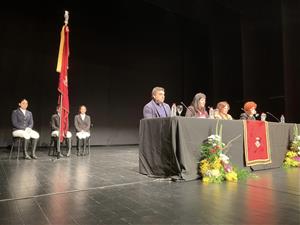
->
[50,106,72,157]
[143,87,171,118]
[74,105,91,156]
[11,99,39,159]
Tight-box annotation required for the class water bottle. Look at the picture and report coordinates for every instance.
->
[260,113,266,121]
[171,103,177,117]
[280,115,285,123]
[209,107,214,119]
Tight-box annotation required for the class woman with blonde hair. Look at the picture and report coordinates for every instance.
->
[214,101,233,120]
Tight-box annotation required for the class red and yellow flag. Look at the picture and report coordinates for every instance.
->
[56,25,70,142]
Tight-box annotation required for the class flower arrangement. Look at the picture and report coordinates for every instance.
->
[283,125,300,168]
[199,122,250,183]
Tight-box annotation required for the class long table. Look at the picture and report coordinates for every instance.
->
[139,117,299,181]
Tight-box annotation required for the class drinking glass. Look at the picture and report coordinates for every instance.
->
[176,105,183,116]
[260,113,267,121]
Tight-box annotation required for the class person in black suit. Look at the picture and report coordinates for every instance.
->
[11,99,39,159]
[50,106,72,157]
[74,105,91,156]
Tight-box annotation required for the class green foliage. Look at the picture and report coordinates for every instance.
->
[235,168,251,181]
[199,121,255,183]
[293,124,299,139]
[282,124,300,168]
[200,140,222,162]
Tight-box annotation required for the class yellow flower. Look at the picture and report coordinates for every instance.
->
[201,159,206,163]
[200,160,210,175]
[284,157,300,167]
[200,159,209,167]
[200,167,208,175]
[202,176,210,183]
[225,171,238,182]
[212,158,222,170]
[286,151,297,158]
[200,164,209,175]
[290,160,300,167]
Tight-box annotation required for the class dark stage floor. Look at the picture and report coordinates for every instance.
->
[0,146,299,225]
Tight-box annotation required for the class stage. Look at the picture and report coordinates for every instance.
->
[0,146,299,225]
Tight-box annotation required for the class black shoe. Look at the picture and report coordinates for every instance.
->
[24,155,31,160]
[57,153,63,159]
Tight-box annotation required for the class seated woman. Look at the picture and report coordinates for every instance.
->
[74,105,91,156]
[240,101,257,120]
[214,101,233,120]
[185,93,208,118]
[11,98,39,159]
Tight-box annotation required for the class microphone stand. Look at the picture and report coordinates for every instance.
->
[266,112,280,122]
[180,102,193,113]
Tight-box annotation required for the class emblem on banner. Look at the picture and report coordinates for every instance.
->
[255,137,261,148]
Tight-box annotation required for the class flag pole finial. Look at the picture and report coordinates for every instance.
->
[64,10,69,25]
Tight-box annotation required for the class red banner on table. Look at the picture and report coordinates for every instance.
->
[243,120,272,166]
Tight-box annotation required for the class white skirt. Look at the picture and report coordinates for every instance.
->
[76,131,90,139]
[13,128,39,140]
[51,130,72,138]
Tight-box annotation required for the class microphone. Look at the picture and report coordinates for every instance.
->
[180,101,193,113]
[266,112,280,122]
[241,108,259,117]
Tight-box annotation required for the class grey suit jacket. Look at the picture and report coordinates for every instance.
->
[50,113,60,131]
[11,108,34,131]
[143,100,170,118]
[74,114,91,132]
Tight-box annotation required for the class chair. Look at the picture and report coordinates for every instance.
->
[49,136,71,156]
[76,136,90,156]
[9,137,24,160]
[86,136,91,155]
[48,136,58,156]
[85,124,92,155]
[75,123,92,156]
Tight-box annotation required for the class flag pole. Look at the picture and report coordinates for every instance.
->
[57,10,69,159]
[57,95,62,156]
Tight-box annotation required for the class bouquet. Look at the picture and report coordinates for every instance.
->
[199,122,250,183]
[283,125,300,168]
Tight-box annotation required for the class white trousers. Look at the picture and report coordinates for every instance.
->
[51,130,72,138]
[76,131,90,139]
[13,128,39,140]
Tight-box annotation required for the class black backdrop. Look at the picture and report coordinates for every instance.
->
[0,0,299,147]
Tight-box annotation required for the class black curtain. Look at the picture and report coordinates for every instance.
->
[0,1,210,147]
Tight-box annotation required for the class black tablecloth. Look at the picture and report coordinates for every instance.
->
[139,117,299,181]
